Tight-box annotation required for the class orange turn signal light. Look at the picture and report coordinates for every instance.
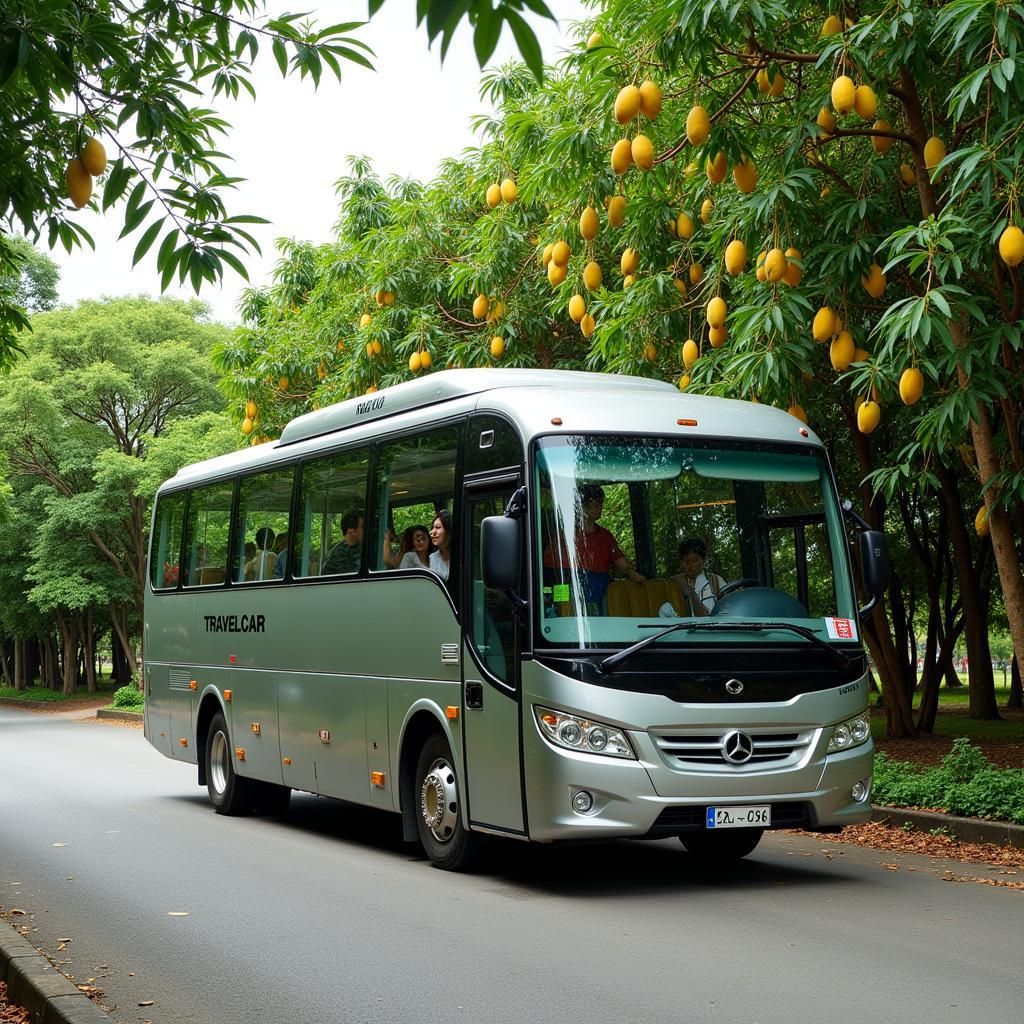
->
[223,690,232,702]
[551,417,563,425]
[178,738,188,747]
[235,748,245,762]
[370,771,386,787]
[251,723,261,735]
[677,418,698,426]
[446,705,459,720]
[283,757,293,766]
[189,680,197,691]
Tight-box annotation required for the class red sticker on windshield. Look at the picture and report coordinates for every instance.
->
[825,617,856,640]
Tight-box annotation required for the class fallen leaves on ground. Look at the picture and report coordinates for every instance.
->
[801,820,1024,869]
[0,981,30,1024]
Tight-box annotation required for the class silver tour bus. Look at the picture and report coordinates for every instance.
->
[144,369,888,870]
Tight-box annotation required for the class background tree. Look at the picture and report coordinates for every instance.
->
[0,0,555,368]
[216,1,1023,737]
[0,296,232,683]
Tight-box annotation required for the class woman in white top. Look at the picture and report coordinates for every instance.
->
[672,538,726,616]
[382,524,433,569]
[428,510,453,581]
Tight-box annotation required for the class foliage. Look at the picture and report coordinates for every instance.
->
[0,0,555,368]
[0,684,67,702]
[0,236,59,329]
[873,738,1024,824]
[112,683,144,709]
[0,297,236,678]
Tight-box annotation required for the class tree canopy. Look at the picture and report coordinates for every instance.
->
[0,296,236,690]
[215,0,1024,734]
[0,0,554,369]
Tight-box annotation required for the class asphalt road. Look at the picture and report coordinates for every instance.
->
[0,707,1020,1024]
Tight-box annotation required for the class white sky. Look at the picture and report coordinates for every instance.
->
[51,1,588,325]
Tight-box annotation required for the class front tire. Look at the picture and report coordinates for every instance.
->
[414,734,479,871]
[679,828,763,862]
[205,712,254,815]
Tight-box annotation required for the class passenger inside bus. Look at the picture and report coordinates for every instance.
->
[428,510,453,580]
[272,531,290,579]
[323,511,364,574]
[668,538,726,617]
[383,524,433,570]
[543,484,644,613]
[245,527,277,581]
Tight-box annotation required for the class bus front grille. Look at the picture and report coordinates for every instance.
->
[650,728,816,770]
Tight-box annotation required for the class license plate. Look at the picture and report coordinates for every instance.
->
[705,805,771,829]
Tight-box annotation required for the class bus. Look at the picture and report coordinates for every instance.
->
[144,369,887,870]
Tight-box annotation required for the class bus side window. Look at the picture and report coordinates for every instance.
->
[233,468,295,583]
[150,491,186,590]
[183,481,234,587]
[373,428,459,596]
[294,448,369,578]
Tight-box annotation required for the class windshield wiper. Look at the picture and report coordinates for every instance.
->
[600,620,853,674]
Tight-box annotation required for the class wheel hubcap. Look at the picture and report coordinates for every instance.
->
[420,758,458,843]
[210,730,229,795]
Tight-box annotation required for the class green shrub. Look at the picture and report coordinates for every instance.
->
[112,684,144,709]
[873,738,1024,825]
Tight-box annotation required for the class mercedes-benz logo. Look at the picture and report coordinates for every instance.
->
[725,678,744,695]
[721,729,754,764]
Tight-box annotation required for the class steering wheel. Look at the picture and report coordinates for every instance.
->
[717,577,759,598]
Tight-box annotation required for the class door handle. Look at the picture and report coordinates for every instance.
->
[465,682,483,710]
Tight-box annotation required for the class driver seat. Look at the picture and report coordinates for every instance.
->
[606,580,683,617]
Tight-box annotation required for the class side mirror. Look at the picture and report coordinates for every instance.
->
[482,516,521,591]
[860,530,889,596]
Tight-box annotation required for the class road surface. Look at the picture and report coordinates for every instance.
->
[0,708,1019,1024]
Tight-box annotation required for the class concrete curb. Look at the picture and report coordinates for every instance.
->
[95,708,143,722]
[0,921,113,1023]
[0,698,75,711]
[871,805,1024,849]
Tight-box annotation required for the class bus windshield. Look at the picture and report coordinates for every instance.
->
[534,435,857,650]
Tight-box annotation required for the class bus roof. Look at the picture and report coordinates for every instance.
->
[162,369,821,491]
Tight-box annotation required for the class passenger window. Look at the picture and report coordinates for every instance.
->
[183,481,234,587]
[468,492,517,684]
[234,468,295,583]
[466,416,523,475]
[150,492,186,590]
[374,428,459,594]
[294,449,369,577]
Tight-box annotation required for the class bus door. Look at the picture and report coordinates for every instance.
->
[461,477,525,836]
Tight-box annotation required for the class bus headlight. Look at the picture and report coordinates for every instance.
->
[534,707,635,759]
[827,712,871,753]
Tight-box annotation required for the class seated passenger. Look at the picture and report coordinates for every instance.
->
[543,484,644,612]
[670,538,726,617]
[323,510,364,575]
[245,527,277,581]
[272,531,290,579]
[428,510,453,581]
[386,524,433,570]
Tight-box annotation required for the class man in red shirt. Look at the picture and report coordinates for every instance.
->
[544,485,645,612]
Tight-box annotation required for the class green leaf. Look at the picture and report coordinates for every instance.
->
[132,220,164,266]
[504,9,544,81]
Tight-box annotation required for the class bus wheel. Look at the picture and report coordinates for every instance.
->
[415,734,478,871]
[679,828,763,862]
[205,712,254,816]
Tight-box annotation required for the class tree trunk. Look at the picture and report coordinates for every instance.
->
[13,638,22,690]
[0,642,11,687]
[936,462,999,718]
[84,608,96,693]
[108,602,138,684]
[1009,656,1022,709]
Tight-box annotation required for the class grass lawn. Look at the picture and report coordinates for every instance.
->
[0,671,122,703]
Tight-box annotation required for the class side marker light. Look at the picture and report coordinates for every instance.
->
[370,771,386,787]
[677,418,698,426]
[224,690,232,702]
[235,748,245,762]
[251,723,261,735]
[178,738,188,747]
[446,706,459,720]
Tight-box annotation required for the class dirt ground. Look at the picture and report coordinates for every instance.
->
[873,706,1024,769]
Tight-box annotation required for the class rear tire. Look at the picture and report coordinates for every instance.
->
[414,734,479,871]
[205,712,254,815]
[679,828,763,862]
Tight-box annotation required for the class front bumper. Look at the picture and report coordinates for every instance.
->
[522,717,873,842]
